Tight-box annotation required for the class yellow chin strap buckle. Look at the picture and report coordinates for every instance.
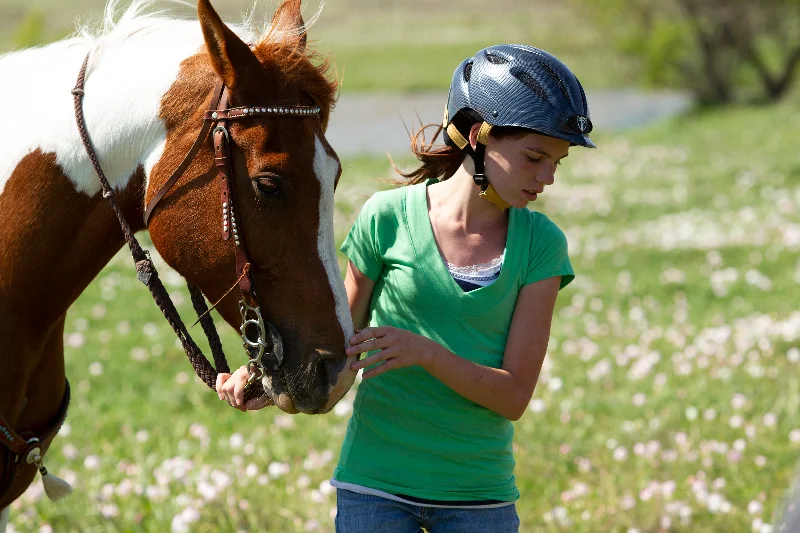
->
[475,122,511,210]
[446,119,511,211]
[479,183,512,211]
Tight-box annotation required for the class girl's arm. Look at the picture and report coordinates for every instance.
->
[345,260,376,331]
[348,276,561,421]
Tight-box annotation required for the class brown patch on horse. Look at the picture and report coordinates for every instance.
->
[0,151,145,507]
[0,151,145,326]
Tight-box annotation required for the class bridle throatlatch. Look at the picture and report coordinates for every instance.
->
[443,116,512,211]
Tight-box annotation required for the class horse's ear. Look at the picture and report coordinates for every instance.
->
[198,0,261,88]
[271,0,307,49]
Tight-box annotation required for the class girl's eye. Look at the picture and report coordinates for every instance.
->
[527,156,541,164]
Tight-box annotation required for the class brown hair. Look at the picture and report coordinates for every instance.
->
[393,122,532,186]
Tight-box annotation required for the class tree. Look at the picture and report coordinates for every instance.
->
[577,0,800,105]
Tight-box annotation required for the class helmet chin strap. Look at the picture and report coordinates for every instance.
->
[479,182,512,210]
[446,120,512,211]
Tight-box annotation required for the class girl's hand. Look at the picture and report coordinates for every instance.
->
[215,366,273,411]
[346,327,439,379]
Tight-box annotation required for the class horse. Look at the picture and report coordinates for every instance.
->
[0,0,356,523]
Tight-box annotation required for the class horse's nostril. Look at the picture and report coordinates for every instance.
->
[315,348,338,361]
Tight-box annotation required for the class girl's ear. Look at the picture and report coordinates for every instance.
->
[468,122,483,150]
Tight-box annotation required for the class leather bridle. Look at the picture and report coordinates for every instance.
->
[142,78,321,386]
[74,52,323,396]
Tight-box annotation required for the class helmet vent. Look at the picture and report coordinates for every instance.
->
[485,53,509,65]
[464,61,473,82]
[535,60,571,103]
[511,68,549,103]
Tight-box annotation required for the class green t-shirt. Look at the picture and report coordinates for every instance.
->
[334,179,574,502]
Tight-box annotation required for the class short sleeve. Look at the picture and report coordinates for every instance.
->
[525,218,575,290]
[340,195,384,281]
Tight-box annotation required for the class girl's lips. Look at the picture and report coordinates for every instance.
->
[523,189,541,200]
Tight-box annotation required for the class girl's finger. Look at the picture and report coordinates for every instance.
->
[350,352,382,370]
[223,382,235,405]
[351,347,394,371]
[233,371,249,406]
[222,374,239,406]
[216,373,231,400]
[363,357,398,380]
[346,336,391,357]
[349,327,387,346]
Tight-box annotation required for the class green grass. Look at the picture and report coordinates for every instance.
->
[0,0,636,92]
[6,101,800,532]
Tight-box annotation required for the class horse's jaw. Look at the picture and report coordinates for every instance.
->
[318,355,359,414]
[254,353,358,415]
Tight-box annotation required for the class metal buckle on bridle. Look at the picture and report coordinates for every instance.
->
[212,124,229,142]
[241,299,273,390]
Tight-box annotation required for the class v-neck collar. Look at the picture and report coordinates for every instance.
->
[406,179,522,314]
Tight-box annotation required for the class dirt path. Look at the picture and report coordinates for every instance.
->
[327,89,692,156]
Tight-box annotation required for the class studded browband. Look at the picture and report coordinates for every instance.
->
[143,84,321,225]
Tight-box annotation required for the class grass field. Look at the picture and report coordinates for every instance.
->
[0,0,635,92]
[4,98,800,532]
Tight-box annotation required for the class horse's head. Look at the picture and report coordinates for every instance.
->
[146,0,356,414]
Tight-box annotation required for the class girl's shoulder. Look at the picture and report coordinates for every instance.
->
[359,182,420,220]
[513,208,571,265]
[515,208,566,240]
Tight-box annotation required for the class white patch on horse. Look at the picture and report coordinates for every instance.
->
[0,507,9,533]
[0,0,263,199]
[313,136,355,347]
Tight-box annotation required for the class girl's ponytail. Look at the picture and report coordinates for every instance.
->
[393,123,464,185]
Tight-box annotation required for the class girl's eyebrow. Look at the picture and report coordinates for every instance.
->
[525,148,569,160]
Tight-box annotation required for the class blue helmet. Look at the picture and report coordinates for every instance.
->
[444,44,595,149]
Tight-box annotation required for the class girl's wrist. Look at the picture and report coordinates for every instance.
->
[418,340,443,370]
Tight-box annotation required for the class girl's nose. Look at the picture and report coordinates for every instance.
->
[537,171,555,186]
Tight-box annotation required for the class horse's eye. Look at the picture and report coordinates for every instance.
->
[253,174,282,199]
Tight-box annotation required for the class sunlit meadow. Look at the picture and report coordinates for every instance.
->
[7,102,800,532]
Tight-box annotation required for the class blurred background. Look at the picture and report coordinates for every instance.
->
[2,1,799,532]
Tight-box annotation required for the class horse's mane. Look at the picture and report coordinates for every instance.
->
[256,10,338,127]
[77,0,338,122]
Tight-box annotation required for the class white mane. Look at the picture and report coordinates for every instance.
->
[0,0,317,198]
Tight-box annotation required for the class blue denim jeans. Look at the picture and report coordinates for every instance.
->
[335,489,520,533]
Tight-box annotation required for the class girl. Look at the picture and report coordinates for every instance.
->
[217,44,595,532]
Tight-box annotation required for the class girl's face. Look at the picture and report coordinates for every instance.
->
[483,131,570,208]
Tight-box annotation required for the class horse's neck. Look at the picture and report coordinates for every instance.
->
[0,154,138,460]
[0,19,206,200]
[0,155,147,328]
[0,20,208,324]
